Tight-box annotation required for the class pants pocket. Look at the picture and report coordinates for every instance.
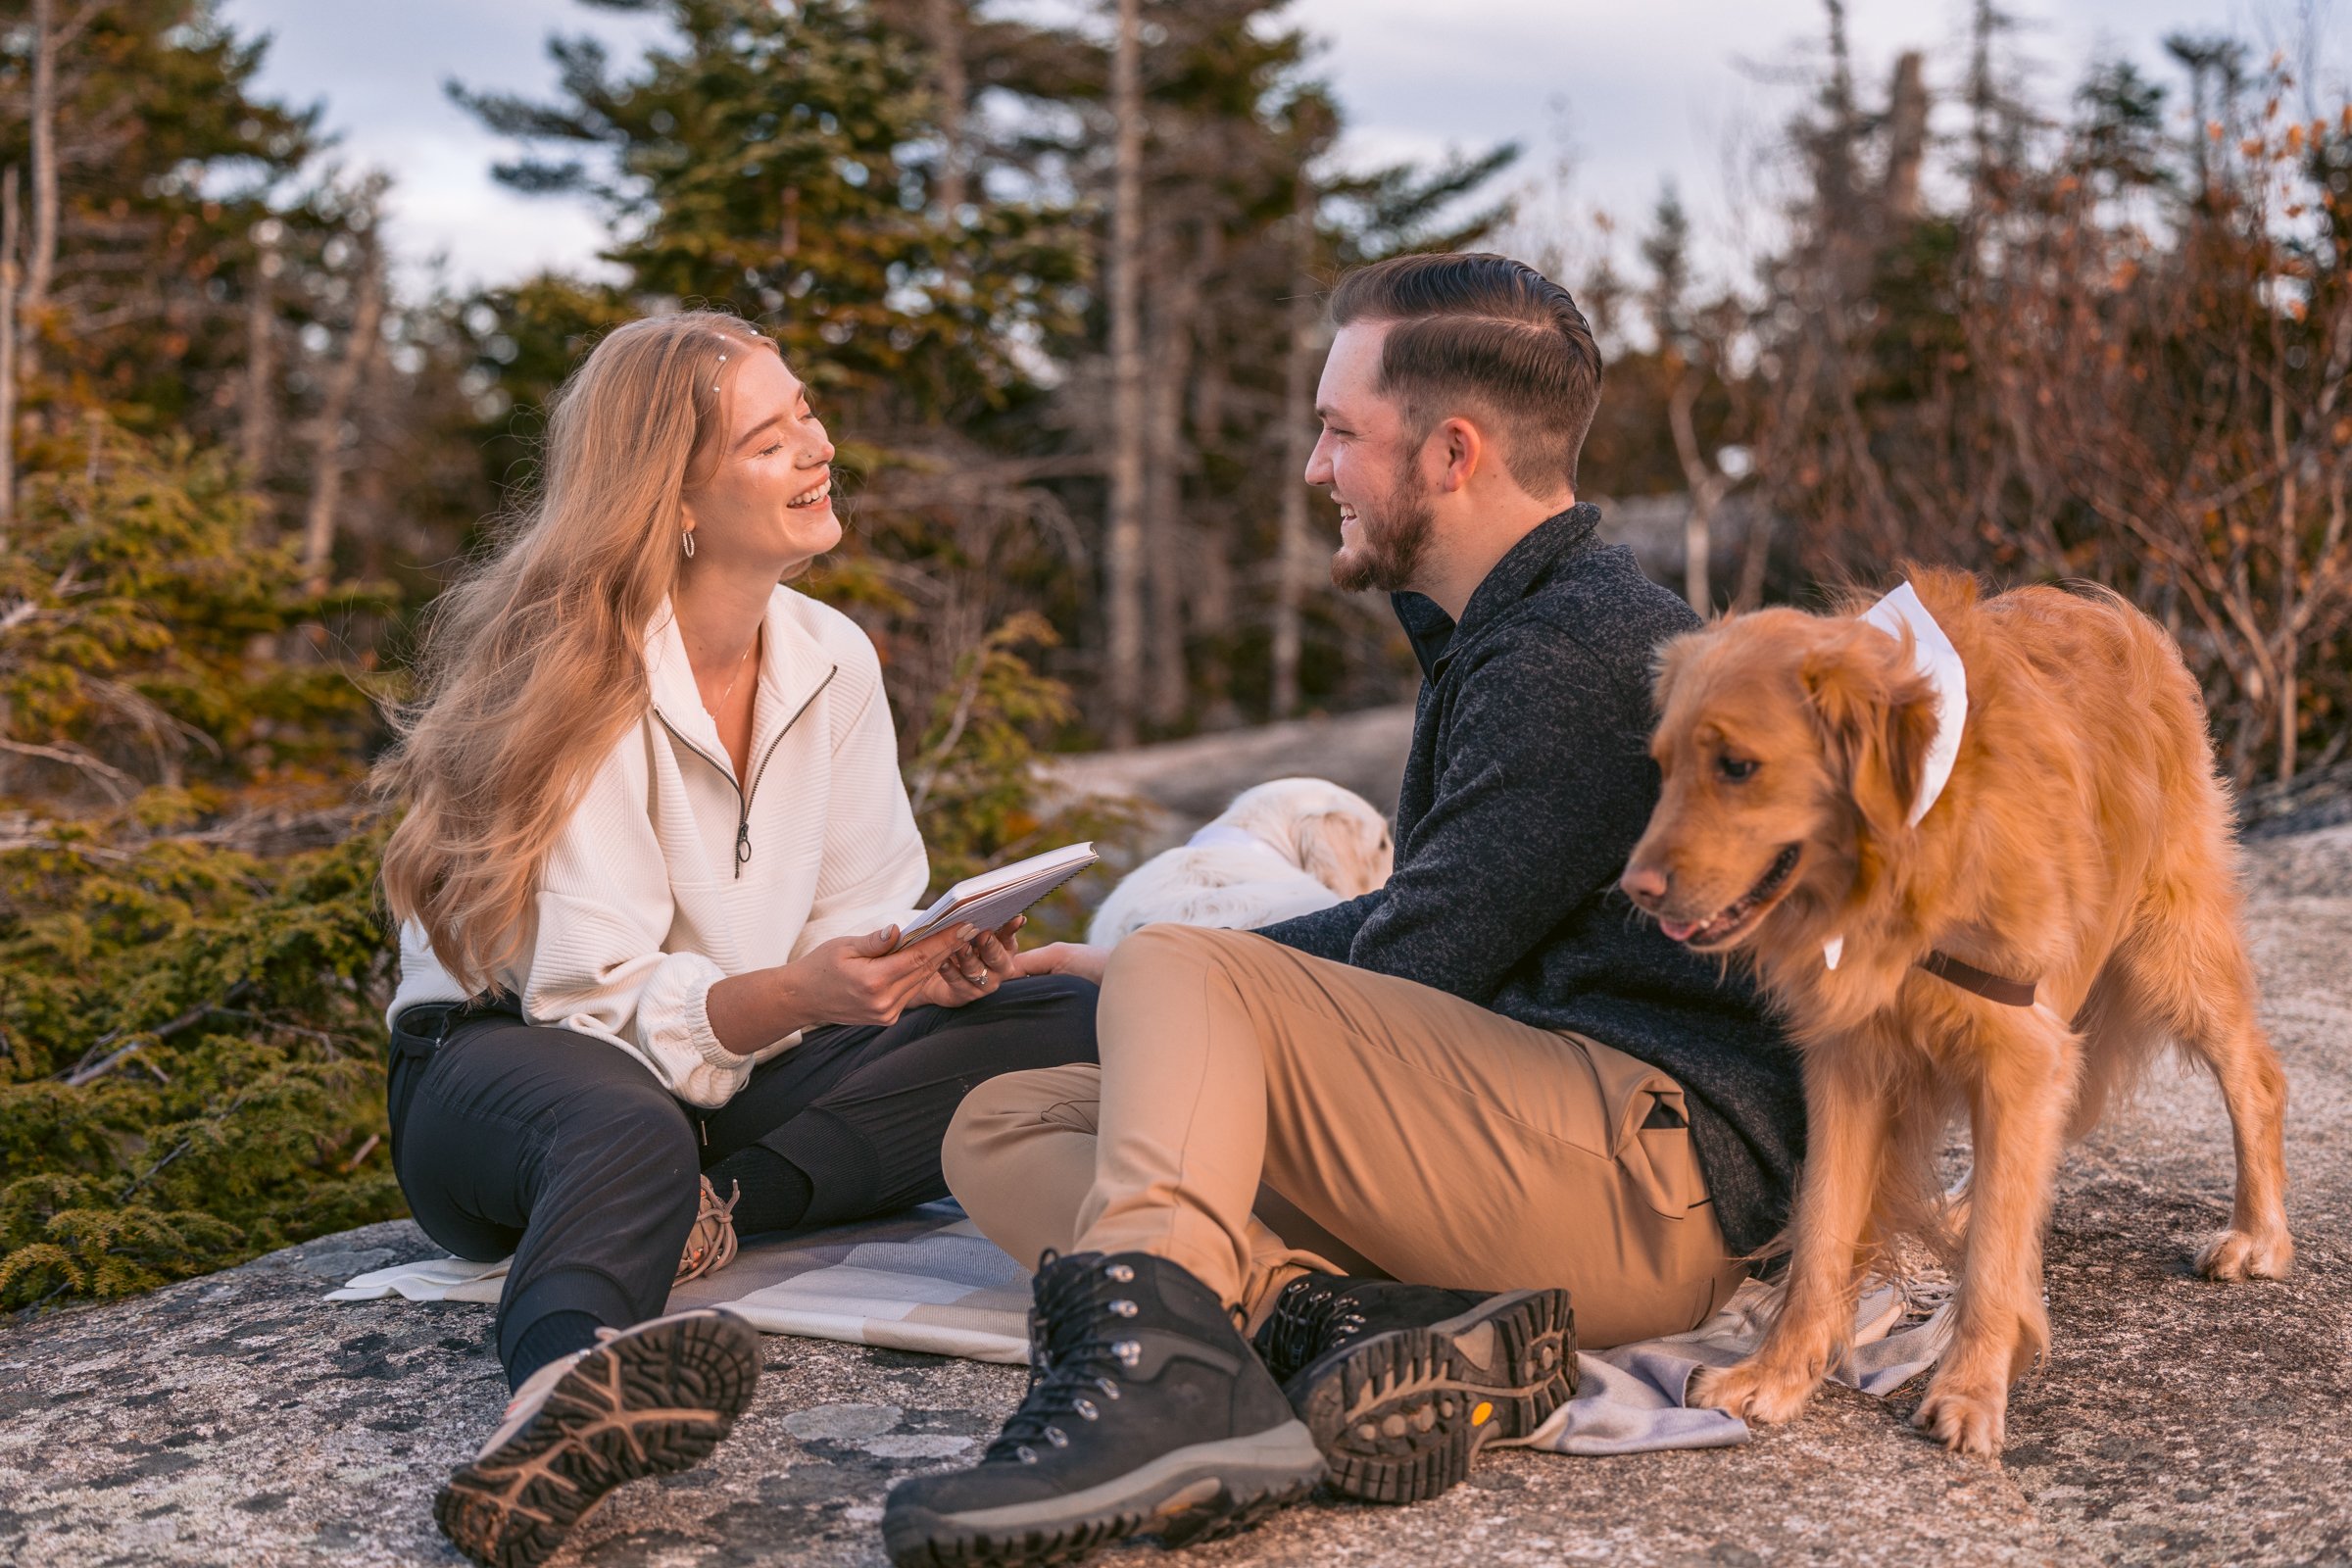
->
[1567,1030,1712,1221]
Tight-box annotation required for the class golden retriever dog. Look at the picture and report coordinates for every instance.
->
[1086,777,1394,945]
[1618,568,2292,1456]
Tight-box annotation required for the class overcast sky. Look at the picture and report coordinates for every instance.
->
[219,0,2344,294]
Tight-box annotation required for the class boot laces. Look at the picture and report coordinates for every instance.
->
[1263,1274,1367,1379]
[675,1176,740,1285]
[989,1254,1143,1464]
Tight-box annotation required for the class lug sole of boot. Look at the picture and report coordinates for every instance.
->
[434,1311,761,1568]
[1293,1288,1576,1504]
[881,1421,1326,1568]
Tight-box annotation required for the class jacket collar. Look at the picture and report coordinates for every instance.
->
[1392,503,1602,681]
[645,590,838,778]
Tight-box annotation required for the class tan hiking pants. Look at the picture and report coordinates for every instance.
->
[944,925,1748,1348]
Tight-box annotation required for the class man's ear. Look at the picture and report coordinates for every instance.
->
[1431,415,1485,494]
[1802,625,1938,844]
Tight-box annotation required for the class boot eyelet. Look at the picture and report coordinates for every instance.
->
[1074,1397,1099,1420]
[1108,1298,1138,1317]
[1016,1445,1038,1464]
[1113,1339,1142,1367]
[1105,1263,1135,1283]
[1096,1377,1120,1398]
[1045,1426,1068,1446]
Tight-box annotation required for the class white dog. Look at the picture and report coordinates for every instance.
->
[1087,777,1395,945]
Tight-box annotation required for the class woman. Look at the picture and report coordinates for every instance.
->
[375,311,1096,1568]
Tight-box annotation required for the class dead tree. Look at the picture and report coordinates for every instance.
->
[300,234,385,595]
[1100,0,1147,744]
[924,0,969,216]
[1,167,18,541]
[1270,189,1316,716]
[240,220,280,485]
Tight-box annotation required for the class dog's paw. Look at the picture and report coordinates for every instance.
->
[2194,1226,2294,1281]
[1689,1358,1822,1426]
[1912,1377,2006,1457]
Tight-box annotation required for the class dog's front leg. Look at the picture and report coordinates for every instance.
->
[1691,1047,1888,1426]
[1914,1009,2075,1458]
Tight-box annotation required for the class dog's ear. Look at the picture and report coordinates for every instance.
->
[1802,626,1939,844]
[1295,809,1394,898]
[1649,629,1706,715]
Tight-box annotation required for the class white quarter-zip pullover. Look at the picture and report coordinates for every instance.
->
[386,585,931,1107]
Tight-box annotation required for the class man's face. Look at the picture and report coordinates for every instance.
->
[1306,321,1436,595]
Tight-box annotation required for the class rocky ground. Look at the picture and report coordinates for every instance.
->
[4,825,2348,1568]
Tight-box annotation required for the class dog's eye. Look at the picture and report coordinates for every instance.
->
[1716,755,1759,783]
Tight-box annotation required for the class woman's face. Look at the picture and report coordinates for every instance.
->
[681,347,839,576]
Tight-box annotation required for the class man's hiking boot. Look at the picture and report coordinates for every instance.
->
[1255,1272,1577,1504]
[435,1308,760,1568]
[882,1251,1324,1567]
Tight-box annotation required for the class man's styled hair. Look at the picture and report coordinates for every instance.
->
[1326,252,1603,493]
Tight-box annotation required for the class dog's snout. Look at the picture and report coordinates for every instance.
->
[1620,860,1671,906]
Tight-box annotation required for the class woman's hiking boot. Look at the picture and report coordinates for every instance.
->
[1255,1272,1578,1504]
[434,1308,761,1568]
[882,1251,1324,1567]
[674,1175,741,1284]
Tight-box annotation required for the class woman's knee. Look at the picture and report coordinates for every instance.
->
[554,1079,700,1198]
[993,972,1100,1067]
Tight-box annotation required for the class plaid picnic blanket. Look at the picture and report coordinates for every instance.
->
[326,1202,1952,1455]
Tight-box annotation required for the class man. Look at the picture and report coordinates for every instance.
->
[882,254,1803,1567]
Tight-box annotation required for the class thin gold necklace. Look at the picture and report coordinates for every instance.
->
[707,627,760,716]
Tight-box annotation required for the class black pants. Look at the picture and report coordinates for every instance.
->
[387,975,1098,1380]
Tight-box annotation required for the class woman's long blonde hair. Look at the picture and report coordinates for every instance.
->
[376,311,780,990]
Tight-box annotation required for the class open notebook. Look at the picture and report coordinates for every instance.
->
[891,842,1098,952]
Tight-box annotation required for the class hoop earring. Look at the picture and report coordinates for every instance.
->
[681,528,697,560]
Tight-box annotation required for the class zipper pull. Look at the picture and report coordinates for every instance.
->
[735,817,752,875]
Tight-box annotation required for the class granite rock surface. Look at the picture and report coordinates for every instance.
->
[4,827,2348,1568]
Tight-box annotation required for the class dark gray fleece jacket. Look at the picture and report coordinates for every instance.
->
[1256,503,1803,1257]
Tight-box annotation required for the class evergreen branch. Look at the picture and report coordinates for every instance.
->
[0,738,136,800]
[909,651,988,815]
[59,982,256,1086]
[117,1090,256,1202]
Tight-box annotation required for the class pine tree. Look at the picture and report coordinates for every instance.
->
[1,8,406,1312]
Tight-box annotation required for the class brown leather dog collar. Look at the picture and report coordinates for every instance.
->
[1920,950,2038,1007]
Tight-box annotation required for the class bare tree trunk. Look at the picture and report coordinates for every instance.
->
[1270,185,1316,717]
[1882,52,1929,224]
[1189,364,1240,728]
[2275,349,2299,783]
[301,243,384,595]
[1668,365,1728,613]
[1101,0,1147,745]
[1,167,18,543]
[240,220,279,483]
[26,0,59,317]
[924,0,969,216]
[1733,512,1773,612]
[1144,233,1197,728]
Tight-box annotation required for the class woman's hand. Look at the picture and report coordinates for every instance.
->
[913,915,1027,1010]
[773,922,984,1032]
[1014,941,1111,986]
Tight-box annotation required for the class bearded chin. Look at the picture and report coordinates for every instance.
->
[1330,490,1435,595]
